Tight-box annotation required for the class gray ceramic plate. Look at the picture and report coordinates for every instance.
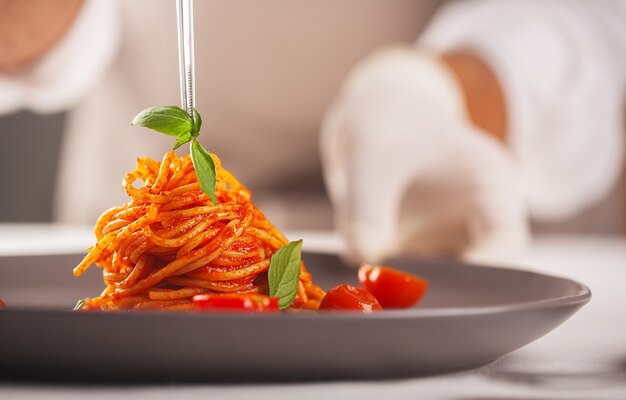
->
[0,252,590,382]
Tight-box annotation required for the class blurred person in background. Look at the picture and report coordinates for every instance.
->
[0,0,624,265]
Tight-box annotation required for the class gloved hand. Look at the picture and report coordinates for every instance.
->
[321,46,529,265]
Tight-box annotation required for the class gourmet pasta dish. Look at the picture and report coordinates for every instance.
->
[70,106,427,313]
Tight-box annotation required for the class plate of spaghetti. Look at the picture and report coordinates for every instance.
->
[0,106,590,382]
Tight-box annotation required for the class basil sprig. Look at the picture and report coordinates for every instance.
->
[268,240,303,309]
[131,106,217,203]
[190,140,217,203]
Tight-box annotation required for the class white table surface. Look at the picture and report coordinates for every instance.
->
[1,225,625,399]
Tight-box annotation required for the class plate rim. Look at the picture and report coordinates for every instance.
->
[0,253,592,319]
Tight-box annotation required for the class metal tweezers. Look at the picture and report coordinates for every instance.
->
[176,0,196,120]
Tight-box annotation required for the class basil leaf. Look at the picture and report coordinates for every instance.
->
[190,139,217,204]
[173,131,192,150]
[73,299,86,310]
[191,107,203,138]
[131,106,193,137]
[132,106,216,202]
[268,240,303,309]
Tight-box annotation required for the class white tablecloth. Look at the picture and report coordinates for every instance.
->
[1,226,625,399]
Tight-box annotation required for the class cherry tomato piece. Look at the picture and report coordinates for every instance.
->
[358,264,428,309]
[0,298,5,308]
[319,284,382,312]
[193,293,279,312]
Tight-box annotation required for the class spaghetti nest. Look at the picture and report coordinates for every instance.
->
[73,151,325,311]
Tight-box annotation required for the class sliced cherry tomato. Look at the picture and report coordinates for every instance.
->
[358,264,428,309]
[0,298,5,308]
[193,293,279,312]
[319,284,382,312]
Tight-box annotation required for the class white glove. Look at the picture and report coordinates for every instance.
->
[419,0,626,222]
[321,47,529,265]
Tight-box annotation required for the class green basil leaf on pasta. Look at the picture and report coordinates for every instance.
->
[191,107,203,138]
[132,106,218,202]
[131,106,193,137]
[173,131,192,150]
[268,240,303,309]
[190,139,217,204]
